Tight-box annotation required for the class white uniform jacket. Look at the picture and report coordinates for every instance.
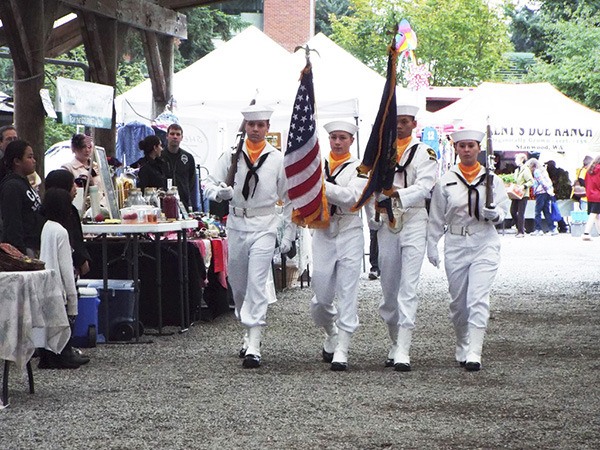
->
[394,137,439,210]
[322,157,367,237]
[205,142,295,241]
[427,165,510,252]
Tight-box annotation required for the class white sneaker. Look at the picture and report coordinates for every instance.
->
[548,228,558,236]
[582,233,592,241]
[531,230,543,236]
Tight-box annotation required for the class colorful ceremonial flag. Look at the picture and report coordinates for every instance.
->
[284,62,329,227]
[352,40,400,210]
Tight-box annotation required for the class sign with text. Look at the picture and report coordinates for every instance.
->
[56,77,114,129]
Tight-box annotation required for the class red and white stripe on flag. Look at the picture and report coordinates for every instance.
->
[284,64,329,227]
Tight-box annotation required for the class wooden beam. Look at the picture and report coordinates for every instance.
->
[0,0,35,76]
[45,19,83,57]
[59,0,187,38]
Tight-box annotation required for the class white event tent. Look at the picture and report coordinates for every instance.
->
[426,82,600,173]
[116,26,392,172]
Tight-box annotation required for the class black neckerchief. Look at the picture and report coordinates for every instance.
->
[241,151,269,200]
[454,171,487,220]
[324,160,352,216]
[395,143,419,187]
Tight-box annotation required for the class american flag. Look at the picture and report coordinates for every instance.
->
[284,63,329,227]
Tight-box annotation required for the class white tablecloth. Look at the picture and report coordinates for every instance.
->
[0,270,71,370]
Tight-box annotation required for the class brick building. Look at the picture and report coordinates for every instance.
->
[263,0,315,52]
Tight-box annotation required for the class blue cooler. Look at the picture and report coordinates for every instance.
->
[72,287,101,347]
[85,279,142,342]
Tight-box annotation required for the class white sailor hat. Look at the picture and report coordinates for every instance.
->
[451,129,485,143]
[323,121,358,136]
[396,104,420,117]
[241,104,274,121]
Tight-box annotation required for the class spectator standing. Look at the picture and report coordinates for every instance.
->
[0,140,44,256]
[136,135,167,192]
[527,158,557,236]
[38,188,89,369]
[427,129,509,371]
[61,133,106,210]
[545,160,569,232]
[511,153,534,237]
[162,124,196,211]
[571,155,592,211]
[0,124,17,159]
[582,155,600,240]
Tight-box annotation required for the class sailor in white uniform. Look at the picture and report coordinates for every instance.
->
[205,105,295,368]
[310,120,367,371]
[426,129,509,371]
[375,103,439,372]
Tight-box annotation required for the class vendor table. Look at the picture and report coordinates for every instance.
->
[82,221,195,340]
[1,270,71,408]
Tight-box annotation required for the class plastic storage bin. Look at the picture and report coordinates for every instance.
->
[72,287,101,347]
[85,279,143,341]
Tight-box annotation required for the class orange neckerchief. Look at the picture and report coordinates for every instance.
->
[458,162,482,183]
[246,139,267,164]
[396,136,412,163]
[328,151,351,173]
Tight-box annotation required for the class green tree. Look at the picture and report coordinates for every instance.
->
[330,0,512,86]
[315,0,351,35]
[176,7,245,70]
[524,10,600,110]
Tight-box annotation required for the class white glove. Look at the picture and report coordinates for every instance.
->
[217,182,234,201]
[482,206,499,222]
[279,238,293,255]
[368,217,382,231]
[427,250,440,268]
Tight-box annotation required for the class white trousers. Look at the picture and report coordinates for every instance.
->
[377,210,428,329]
[227,228,277,328]
[444,231,500,329]
[310,226,364,333]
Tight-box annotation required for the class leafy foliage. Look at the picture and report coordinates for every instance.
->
[520,6,600,110]
[315,0,351,35]
[330,0,512,86]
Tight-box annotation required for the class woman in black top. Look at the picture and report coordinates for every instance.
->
[44,169,92,277]
[0,140,44,255]
[137,135,167,192]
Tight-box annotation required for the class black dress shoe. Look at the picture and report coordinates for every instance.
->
[68,348,90,365]
[242,354,261,368]
[394,362,411,372]
[385,358,394,367]
[465,361,481,372]
[322,349,334,363]
[38,351,80,369]
[330,361,348,371]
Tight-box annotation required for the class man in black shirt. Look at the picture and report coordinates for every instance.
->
[162,123,196,211]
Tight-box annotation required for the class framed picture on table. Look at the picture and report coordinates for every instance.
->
[94,146,120,219]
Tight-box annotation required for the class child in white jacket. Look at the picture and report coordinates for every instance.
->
[38,187,85,369]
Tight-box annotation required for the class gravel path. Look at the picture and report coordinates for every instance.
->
[2,233,599,449]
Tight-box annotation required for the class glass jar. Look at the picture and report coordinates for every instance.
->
[125,188,146,207]
[144,187,160,208]
[162,189,179,220]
